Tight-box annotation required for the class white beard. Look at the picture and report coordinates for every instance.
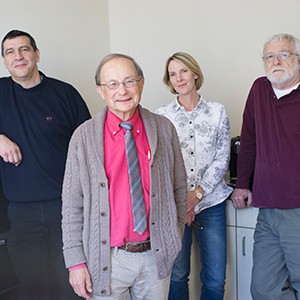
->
[266,62,300,89]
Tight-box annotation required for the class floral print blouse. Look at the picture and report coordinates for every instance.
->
[156,96,233,213]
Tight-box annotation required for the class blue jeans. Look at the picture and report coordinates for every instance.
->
[168,201,227,300]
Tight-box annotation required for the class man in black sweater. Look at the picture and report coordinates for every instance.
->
[0,29,91,300]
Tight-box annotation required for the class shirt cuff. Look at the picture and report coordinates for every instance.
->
[68,263,86,271]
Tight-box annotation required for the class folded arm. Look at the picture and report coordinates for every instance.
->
[0,134,22,166]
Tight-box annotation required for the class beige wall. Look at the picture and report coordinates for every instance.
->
[108,0,300,135]
[2,1,300,134]
[0,0,110,115]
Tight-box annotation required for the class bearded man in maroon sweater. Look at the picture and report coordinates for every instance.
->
[232,33,300,300]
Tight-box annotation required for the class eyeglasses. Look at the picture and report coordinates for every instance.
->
[99,78,142,90]
[263,51,299,63]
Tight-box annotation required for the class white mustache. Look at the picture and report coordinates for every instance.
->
[271,67,286,72]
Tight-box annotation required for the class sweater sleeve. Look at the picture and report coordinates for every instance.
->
[61,129,86,268]
[235,84,256,189]
[170,122,187,236]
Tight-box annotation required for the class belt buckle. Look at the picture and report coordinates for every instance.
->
[124,242,131,251]
[125,242,140,251]
[122,241,150,252]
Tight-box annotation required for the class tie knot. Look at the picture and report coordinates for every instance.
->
[119,121,133,131]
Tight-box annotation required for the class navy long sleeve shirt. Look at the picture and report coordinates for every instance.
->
[0,72,91,202]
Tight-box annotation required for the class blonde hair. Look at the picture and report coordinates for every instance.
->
[163,52,204,94]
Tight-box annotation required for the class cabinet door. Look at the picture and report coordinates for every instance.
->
[226,200,236,226]
[225,200,237,300]
[236,206,258,228]
[225,225,237,300]
[236,227,254,300]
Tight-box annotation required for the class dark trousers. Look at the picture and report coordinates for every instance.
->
[7,199,81,300]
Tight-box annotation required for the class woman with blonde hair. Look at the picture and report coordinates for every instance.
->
[156,52,232,300]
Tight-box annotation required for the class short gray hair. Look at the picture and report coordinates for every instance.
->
[263,33,300,56]
[95,53,144,86]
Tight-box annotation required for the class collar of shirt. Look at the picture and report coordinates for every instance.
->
[106,107,143,137]
[173,94,203,112]
[273,82,300,99]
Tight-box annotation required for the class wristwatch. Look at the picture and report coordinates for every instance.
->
[195,187,203,201]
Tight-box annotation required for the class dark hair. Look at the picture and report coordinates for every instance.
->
[95,53,144,86]
[1,30,38,56]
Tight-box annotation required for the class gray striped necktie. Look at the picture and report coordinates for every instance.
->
[119,121,147,235]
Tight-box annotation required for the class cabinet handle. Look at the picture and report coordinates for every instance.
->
[242,236,246,256]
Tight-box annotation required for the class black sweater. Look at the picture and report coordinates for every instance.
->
[0,72,91,202]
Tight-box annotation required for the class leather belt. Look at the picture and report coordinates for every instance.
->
[118,241,151,252]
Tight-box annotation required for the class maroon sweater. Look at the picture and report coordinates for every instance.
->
[236,76,300,209]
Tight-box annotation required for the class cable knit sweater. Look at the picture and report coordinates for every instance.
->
[62,105,187,297]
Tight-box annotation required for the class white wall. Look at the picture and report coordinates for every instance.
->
[0,0,110,115]
[108,0,300,135]
[2,0,300,132]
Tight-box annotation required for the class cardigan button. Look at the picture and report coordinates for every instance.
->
[100,182,106,188]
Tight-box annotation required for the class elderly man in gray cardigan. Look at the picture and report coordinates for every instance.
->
[62,53,187,300]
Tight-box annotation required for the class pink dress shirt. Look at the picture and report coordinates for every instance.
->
[104,108,150,247]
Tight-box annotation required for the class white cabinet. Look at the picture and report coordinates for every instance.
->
[225,200,259,300]
[225,225,237,300]
[225,200,237,300]
[236,227,254,299]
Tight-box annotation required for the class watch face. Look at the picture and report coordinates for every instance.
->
[196,192,203,200]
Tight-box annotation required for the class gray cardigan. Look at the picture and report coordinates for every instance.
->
[62,106,187,296]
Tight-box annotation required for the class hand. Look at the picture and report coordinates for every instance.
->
[231,188,252,208]
[0,134,22,166]
[187,189,202,213]
[186,209,195,226]
[69,267,93,299]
